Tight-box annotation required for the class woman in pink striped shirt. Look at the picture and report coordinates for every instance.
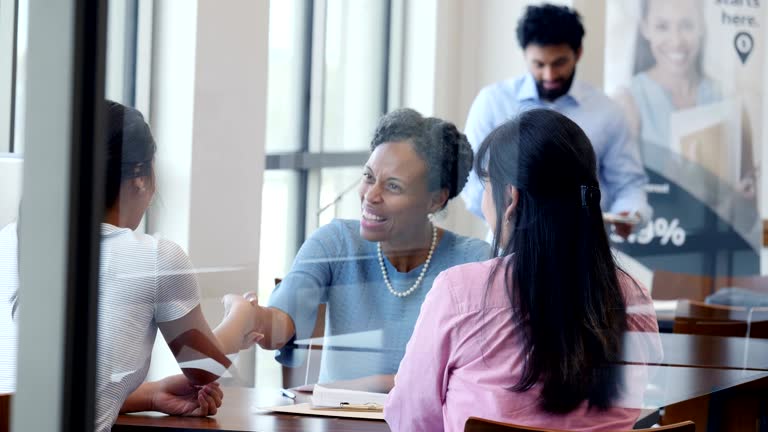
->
[385,109,660,432]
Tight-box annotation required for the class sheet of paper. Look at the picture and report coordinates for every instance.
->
[653,300,679,312]
[603,212,641,225]
[311,384,387,408]
[255,402,385,420]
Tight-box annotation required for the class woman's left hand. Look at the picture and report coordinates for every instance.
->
[151,374,224,417]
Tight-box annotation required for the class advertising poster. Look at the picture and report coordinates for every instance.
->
[604,0,764,278]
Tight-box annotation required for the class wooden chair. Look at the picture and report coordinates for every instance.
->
[274,278,328,389]
[464,417,694,432]
[673,300,768,338]
[0,393,10,432]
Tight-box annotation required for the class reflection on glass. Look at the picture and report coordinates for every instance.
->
[0,101,262,431]
[258,170,301,301]
[317,166,362,227]
[256,170,300,389]
[320,0,387,152]
[0,154,21,393]
[96,102,258,431]
[95,102,262,431]
[266,0,307,153]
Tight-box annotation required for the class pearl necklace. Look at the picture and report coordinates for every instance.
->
[377,224,438,298]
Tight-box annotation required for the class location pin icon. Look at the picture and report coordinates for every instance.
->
[734,32,754,64]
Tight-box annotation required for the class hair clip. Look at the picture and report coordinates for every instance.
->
[580,185,600,208]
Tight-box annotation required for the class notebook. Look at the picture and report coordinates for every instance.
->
[257,385,388,420]
[310,384,387,411]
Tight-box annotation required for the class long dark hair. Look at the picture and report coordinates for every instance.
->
[475,109,628,413]
[11,101,156,317]
[632,0,704,75]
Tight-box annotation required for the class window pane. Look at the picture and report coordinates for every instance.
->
[320,0,388,152]
[12,0,28,153]
[317,166,362,227]
[256,170,300,389]
[258,170,301,302]
[266,0,308,153]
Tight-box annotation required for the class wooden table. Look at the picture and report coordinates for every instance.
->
[627,333,768,371]
[113,387,388,431]
[112,366,768,431]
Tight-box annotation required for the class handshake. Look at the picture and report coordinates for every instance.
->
[222,291,271,349]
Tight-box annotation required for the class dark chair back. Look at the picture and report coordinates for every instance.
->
[0,393,11,432]
[464,417,695,432]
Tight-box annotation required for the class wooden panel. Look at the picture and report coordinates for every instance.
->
[763,219,768,247]
[652,271,714,301]
[0,393,10,432]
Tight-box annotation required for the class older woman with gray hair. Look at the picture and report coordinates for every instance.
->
[246,108,489,389]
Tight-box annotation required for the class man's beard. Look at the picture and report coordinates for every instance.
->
[535,69,576,101]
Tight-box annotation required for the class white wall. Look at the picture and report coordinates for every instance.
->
[145,0,269,384]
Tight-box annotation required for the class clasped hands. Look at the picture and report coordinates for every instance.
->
[150,374,224,417]
[221,293,266,350]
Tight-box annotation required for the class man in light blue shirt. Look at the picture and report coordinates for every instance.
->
[463,4,651,237]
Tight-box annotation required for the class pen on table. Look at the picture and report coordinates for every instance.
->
[281,388,297,400]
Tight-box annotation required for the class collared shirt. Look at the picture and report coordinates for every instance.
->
[462,73,651,225]
[384,258,661,432]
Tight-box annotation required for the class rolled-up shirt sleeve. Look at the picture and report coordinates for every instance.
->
[267,223,336,367]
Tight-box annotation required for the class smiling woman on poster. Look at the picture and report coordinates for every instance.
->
[614,0,756,199]
[612,0,761,271]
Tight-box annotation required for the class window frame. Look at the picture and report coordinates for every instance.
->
[0,0,19,153]
[264,0,395,254]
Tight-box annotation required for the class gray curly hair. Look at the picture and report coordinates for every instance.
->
[370,108,473,209]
